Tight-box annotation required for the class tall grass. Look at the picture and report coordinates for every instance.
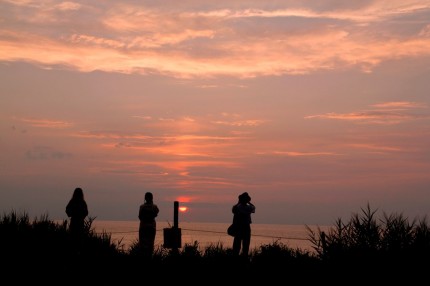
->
[1,204,430,283]
[306,203,430,279]
[0,210,123,260]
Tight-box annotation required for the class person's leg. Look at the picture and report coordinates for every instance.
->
[233,235,241,255]
[140,226,152,257]
[242,236,250,257]
[148,227,156,255]
[241,226,251,257]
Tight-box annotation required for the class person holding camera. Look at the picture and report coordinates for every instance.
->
[231,192,255,257]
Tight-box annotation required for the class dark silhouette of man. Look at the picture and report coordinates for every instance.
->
[232,192,255,257]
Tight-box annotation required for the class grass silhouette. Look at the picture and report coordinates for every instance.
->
[1,204,429,284]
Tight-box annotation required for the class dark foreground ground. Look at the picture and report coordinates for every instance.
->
[2,207,429,285]
[3,252,428,285]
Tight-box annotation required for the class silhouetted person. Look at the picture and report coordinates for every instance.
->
[66,187,88,252]
[139,192,159,258]
[232,192,255,257]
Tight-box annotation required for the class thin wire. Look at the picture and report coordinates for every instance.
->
[95,227,310,241]
[181,227,309,241]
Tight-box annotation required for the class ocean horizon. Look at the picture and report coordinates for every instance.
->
[91,220,330,253]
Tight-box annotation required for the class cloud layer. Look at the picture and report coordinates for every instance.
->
[1,1,430,78]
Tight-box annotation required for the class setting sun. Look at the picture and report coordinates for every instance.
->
[179,206,188,212]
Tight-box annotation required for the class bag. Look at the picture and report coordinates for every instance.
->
[227,224,236,237]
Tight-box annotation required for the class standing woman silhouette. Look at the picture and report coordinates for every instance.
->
[66,187,89,238]
[139,192,159,258]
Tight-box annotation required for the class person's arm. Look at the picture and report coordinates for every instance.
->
[248,202,255,213]
[138,205,143,220]
[232,204,238,214]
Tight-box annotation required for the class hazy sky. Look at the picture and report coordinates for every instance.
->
[1,0,430,225]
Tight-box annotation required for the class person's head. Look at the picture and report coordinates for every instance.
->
[238,192,251,203]
[145,192,153,203]
[72,187,84,200]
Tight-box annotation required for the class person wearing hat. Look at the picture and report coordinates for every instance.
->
[231,192,255,257]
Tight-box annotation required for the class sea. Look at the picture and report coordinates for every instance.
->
[91,221,330,253]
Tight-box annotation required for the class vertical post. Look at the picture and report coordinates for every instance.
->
[174,201,179,228]
[163,200,182,250]
[172,201,180,254]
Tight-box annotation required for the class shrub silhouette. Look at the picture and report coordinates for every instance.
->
[1,205,430,283]
[306,203,430,281]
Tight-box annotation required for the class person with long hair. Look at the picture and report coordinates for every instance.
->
[66,187,89,239]
[139,192,159,258]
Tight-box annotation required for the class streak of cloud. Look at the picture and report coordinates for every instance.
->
[305,101,429,125]
[1,1,430,77]
[19,118,73,128]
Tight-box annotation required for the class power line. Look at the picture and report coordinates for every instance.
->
[95,226,310,241]
[181,227,309,241]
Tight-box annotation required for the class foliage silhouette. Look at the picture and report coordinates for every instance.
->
[1,204,429,284]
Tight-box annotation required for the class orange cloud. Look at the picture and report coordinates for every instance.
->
[212,119,266,127]
[371,101,427,109]
[20,118,73,128]
[2,2,430,78]
[348,143,403,153]
[306,101,429,124]
[271,151,339,157]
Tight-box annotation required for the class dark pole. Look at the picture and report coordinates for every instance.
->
[163,200,181,250]
[174,201,179,228]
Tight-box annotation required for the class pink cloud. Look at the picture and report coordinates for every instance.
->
[306,102,429,124]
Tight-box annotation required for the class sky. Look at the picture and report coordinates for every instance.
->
[1,0,430,226]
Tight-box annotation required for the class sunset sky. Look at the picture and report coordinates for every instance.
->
[1,0,430,225]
